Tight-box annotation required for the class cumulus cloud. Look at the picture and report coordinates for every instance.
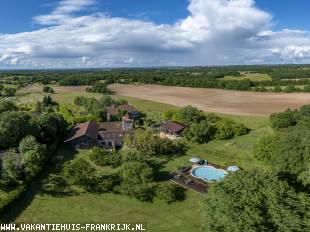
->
[1,0,310,68]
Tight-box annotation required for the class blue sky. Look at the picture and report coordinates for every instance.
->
[1,0,310,33]
[0,0,310,68]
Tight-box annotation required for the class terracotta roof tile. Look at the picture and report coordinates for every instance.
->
[64,121,98,143]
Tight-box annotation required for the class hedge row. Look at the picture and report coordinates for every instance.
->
[0,140,59,218]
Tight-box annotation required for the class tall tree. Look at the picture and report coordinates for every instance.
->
[202,170,310,232]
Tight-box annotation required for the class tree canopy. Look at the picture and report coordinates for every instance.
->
[202,169,310,232]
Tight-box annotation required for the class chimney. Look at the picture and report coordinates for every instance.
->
[122,117,133,131]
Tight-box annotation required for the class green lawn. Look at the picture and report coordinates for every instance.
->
[9,84,272,230]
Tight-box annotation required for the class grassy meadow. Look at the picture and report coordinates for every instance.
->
[5,84,272,230]
[222,72,272,82]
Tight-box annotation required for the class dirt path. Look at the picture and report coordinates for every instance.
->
[109,84,310,116]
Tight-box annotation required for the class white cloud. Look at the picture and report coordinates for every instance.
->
[1,0,310,68]
[33,0,96,25]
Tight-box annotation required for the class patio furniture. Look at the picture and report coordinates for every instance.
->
[227,166,240,172]
[190,157,201,163]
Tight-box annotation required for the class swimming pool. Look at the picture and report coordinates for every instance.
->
[191,166,227,182]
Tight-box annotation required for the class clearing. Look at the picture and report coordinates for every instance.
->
[109,84,310,116]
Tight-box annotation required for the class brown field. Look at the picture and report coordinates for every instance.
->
[109,84,310,116]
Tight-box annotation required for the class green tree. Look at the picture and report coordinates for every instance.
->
[119,162,154,201]
[86,82,111,94]
[18,136,47,177]
[284,85,297,93]
[162,109,179,121]
[88,147,121,168]
[63,157,96,187]
[253,134,280,162]
[2,87,17,96]
[202,169,310,232]
[273,86,282,92]
[1,150,23,183]
[37,112,67,144]
[271,126,310,180]
[233,122,249,136]
[0,100,17,115]
[215,119,235,139]
[270,109,297,129]
[43,86,55,93]
[178,105,204,124]
[125,128,178,157]
[42,95,55,106]
[18,136,38,154]
[0,111,37,149]
[0,84,4,95]
[184,121,216,143]
[22,144,46,177]
[98,96,115,107]
[121,149,149,163]
[124,129,158,157]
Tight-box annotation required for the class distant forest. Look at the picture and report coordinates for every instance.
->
[1,64,310,92]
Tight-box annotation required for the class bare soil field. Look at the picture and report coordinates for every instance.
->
[109,84,310,116]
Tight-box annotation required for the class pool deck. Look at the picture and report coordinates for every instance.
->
[170,173,208,194]
[169,162,228,194]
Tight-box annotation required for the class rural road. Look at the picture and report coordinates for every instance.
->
[109,84,310,116]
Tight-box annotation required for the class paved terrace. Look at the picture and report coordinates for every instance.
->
[169,162,227,194]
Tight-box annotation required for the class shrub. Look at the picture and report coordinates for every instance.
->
[184,121,216,143]
[273,86,282,92]
[88,147,121,168]
[284,85,297,93]
[253,135,280,162]
[303,85,310,92]
[155,183,177,203]
[119,162,154,201]
[233,122,249,136]
[62,158,96,187]
[270,109,297,129]
[43,86,54,93]
[215,119,235,139]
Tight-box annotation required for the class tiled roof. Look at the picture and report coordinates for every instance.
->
[65,120,133,144]
[98,131,126,140]
[98,121,123,132]
[160,121,187,133]
[106,104,138,115]
[64,121,98,143]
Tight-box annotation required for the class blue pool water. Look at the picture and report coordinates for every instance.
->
[191,166,227,182]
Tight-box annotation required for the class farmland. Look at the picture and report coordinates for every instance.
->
[109,84,310,116]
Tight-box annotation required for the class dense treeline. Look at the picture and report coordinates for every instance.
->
[0,99,67,214]
[1,65,310,92]
[163,106,249,143]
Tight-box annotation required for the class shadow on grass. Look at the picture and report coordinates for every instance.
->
[39,174,79,198]
[0,147,78,223]
[175,186,187,202]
